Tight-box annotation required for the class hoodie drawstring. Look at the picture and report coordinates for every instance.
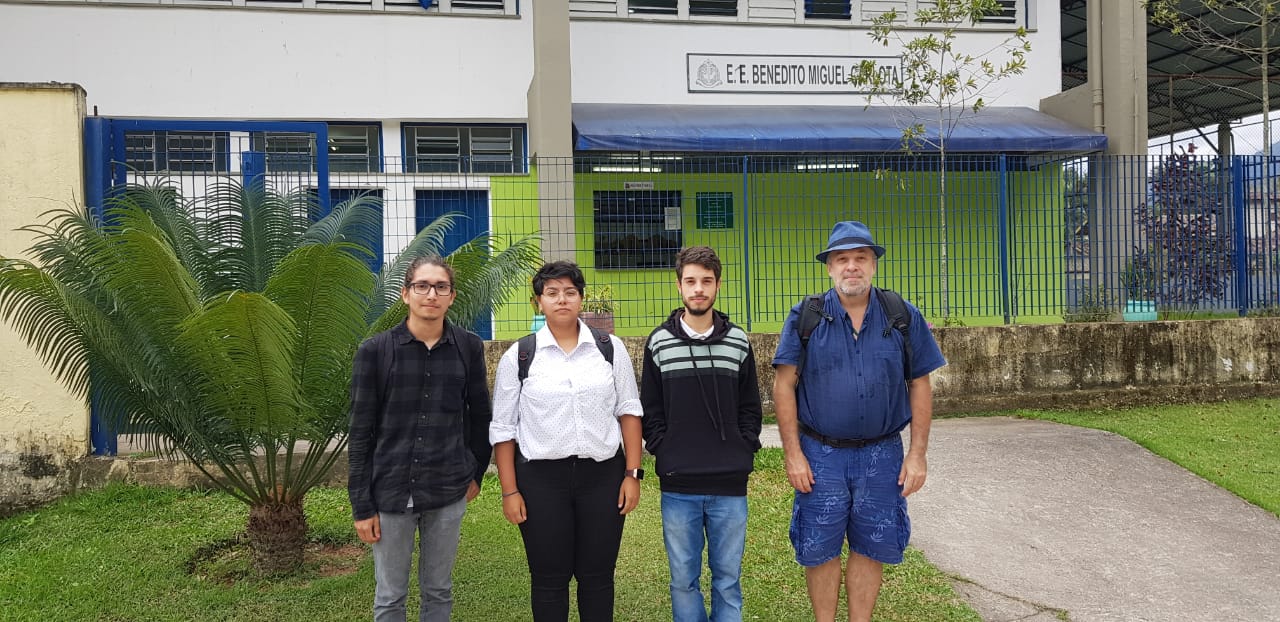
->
[688,343,727,441]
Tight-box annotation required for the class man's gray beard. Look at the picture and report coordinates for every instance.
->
[838,282,870,297]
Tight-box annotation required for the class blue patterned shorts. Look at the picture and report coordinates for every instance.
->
[789,433,910,566]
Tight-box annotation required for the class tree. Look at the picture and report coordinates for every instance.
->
[0,180,540,574]
[849,0,1030,319]
[1146,0,1280,156]
[1133,148,1235,307]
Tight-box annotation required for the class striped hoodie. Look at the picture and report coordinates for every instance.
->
[640,308,763,496]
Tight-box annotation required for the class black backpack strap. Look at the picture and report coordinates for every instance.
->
[874,287,914,380]
[449,323,471,400]
[795,294,827,379]
[517,333,537,384]
[588,327,614,366]
[377,331,395,404]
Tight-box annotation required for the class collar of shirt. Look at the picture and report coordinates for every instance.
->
[394,319,457,346]
[534,319,599,353]
[678,314,714,340]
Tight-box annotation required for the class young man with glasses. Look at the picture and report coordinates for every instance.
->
[348,254,492,622]
[640,246,763,622]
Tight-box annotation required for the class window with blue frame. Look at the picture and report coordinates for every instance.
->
[593,190,683,270]
[404,125,527,174]
[252,125,381,173]
[124,131,229,173]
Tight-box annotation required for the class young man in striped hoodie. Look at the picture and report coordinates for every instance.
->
[640,246,763,622]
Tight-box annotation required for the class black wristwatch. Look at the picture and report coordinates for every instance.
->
[625,468,645,480]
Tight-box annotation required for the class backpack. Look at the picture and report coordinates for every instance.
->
[795,287,913,381]
[517,326,614,383]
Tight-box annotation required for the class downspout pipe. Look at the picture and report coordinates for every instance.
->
[1089,0,1104,134]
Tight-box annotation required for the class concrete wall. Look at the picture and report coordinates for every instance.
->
[0,83,91,516]
[61,317,1280,501]
[482,317,1280,414]
[0,5,534,121]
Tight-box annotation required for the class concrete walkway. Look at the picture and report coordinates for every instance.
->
[759,417,1280,622]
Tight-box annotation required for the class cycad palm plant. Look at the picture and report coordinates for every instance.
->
[0,179,539,574]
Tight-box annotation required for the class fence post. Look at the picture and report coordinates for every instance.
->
[740,155,752,331]
[997,154,1012,324]
[1231,155,1249,315]
[83,117,117,457]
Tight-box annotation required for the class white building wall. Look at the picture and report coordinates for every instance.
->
[569,9,1061,108]
[0,4,533,121]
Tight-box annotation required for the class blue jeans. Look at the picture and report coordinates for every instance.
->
[661,492,748,622]
[371,496,467,622]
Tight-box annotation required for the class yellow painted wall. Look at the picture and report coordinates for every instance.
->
[0,84,90,507]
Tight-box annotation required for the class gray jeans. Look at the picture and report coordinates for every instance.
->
[372,496,468,622]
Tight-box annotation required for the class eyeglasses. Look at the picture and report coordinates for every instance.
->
[540,288,581,301]
[408,281,453,296]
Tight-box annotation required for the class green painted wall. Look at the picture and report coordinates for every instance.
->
[484,163,1067,338]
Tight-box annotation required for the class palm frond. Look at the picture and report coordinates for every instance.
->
[301,193,383,258]
[446,233,543,328]
[0,259,90,395]
[264,243,375,431]
[177,292,304,435]
[202,182,311,292]
[368,213,458,322]
[110,180,222,299]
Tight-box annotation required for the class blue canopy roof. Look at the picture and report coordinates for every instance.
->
[572,103,1107,154]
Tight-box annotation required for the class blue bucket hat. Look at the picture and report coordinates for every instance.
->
[816,221,886,263]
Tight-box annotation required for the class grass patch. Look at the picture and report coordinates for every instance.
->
[0,449,977,621]
[1010,398,1280,517]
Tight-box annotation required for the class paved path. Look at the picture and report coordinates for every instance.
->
[760,418,1280,622]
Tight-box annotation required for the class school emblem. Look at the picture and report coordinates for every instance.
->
[695,59,723,88]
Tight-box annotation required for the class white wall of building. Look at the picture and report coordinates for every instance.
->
[569,9,1061,109]
[0,4,533,122]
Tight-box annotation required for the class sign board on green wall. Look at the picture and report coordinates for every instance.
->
[696,192,733,229]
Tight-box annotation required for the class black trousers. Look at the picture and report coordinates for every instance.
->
[515,451,626,622]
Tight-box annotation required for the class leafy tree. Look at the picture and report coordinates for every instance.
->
[849,0,1030,319]
[0,180,540,574]
[1132,150,1235,306]
[1146,0,1280,156]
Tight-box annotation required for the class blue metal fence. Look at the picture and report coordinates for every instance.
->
[81,120,1280,453]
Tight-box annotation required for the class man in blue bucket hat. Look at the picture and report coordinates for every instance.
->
[771,221,946,622]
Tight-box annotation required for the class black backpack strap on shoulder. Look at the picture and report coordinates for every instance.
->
[516,333,537,384]
[795,294,827,379]
[450,323,472,400]
[874,287,914,380]
[588,327,614,366]
[377,331,395,404]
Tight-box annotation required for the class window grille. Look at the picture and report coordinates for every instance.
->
[593,190,684,269]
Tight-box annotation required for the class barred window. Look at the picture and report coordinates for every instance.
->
[404,125,526,174]
[125,131,229,173]
[593,190,683,269]
[252,125,380,173]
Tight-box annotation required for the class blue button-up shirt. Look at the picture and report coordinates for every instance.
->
[773,289,946,440]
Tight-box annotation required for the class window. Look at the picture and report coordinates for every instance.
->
[593,190,683,269]
[805,0,850,20]
[978,0,1018,25]
[629,0,675,15]
[251,125,380,173]
[404,125,526,174]
[125,131,229,173]
[690,0,736,17]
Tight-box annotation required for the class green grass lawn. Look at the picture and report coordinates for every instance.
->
[0,449,979,622]
[1010,398,1280,517]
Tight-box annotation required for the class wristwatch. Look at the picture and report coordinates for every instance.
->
[625,468,645,480]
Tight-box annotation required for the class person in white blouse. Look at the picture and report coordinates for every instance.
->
[490,260,644,622]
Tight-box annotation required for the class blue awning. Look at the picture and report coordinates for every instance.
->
[572,103,1107,154]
